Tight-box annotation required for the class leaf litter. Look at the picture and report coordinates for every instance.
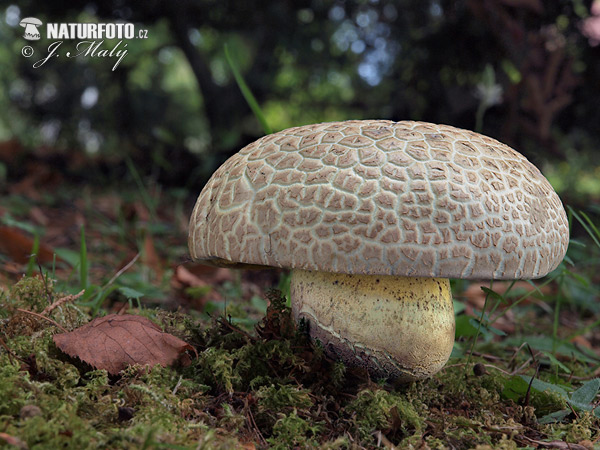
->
[53,314,196,374]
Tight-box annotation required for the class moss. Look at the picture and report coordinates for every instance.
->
[0,362,31,416]
[2,281,600,449]
[473,436,519,450]
[256,383,313,412]
[543,411,599,443]
[564,413,595,442]
[6,275,53,313]
[267,409,323,449]
[345,387,424,444]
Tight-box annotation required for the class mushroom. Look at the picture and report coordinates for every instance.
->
[188,120,569,381]
[19,17,42,40]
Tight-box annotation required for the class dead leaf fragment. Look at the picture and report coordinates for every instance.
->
[0,226,57,265]
[53,314,195,374]
[0,432,28,449]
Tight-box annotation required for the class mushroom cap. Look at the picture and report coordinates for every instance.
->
[189,120,569,280]
[20,17,42,26]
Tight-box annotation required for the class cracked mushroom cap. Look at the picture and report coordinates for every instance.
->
[189,120,569,280]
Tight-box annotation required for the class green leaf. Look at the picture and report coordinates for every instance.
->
[453,300,466,315]
[520,375,569,399]
[53,248,79,267]
[501,375,530,401]
[250,295,268,314]
[538,409,570,424]
[454,315,479,338]
[480,286,506,303]
[504,335,600,364]
[542,351,571,374]
[501,58,522,84]
[119,287,145,300]
[569,378,600,408]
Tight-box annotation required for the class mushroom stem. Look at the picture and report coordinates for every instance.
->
[290,270,455,381]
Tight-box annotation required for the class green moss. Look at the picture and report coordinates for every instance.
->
[2,280,600,449]
[345,387,424,443]
[543,411,599,443]
[267,409,323,449]
[0,362,31,415]
[256,383,313,412]
[6,275,53,313]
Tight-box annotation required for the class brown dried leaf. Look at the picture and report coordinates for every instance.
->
[143,232,163,280]
[0,432,28,450]
[0,226,57,265]
[179,263,232,286]
[52,314,195,374]
[175,265,209,287]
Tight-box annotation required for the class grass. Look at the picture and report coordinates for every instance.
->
[1,181,600,448]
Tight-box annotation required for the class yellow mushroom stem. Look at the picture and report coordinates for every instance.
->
[290,269,455,381]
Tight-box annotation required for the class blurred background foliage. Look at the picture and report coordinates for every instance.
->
[0,0,599,207]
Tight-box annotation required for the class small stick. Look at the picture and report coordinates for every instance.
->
[16,308,68,333]
[106,253,140,287]
[41,290,84,316]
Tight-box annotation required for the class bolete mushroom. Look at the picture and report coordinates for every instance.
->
[19,17,42,40]
[188,120,569,381]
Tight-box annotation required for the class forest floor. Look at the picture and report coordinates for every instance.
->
[1,154,600,449]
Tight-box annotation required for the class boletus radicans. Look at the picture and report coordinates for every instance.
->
[188,120,569,381]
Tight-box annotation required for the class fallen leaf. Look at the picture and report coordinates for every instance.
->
[143,232,163,280]
[0,226,58,265]
[171,264,229,308]
[53,314,196,374]
[175,265,209,287]
[0,432,28,449]
[10,161,63,200]
[184,263,233,284]
[29,206,49,226]
[570,335,593,350]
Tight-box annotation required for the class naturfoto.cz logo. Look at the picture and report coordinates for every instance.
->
[19,17,42,40]
[20,19,149,71]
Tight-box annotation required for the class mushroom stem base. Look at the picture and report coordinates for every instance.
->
[290,270,455,381]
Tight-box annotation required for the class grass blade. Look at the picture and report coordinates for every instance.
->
[224,44,272,135]
[79,225,88,289]
[569,207,600,249]
[26,234,40,277]
[125,155,156,220]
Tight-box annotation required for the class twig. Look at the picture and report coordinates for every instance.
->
[511,357,534,376]
[106,253,140,287]
[0,335,18,365]
[16,308,68,333]
[37,261,54,307]
[218,316,256,342]
[41,290,84,316]
[172,375,183,395]
[524,364,540,408]
[246,401,267,446]
[567,402,579,420]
